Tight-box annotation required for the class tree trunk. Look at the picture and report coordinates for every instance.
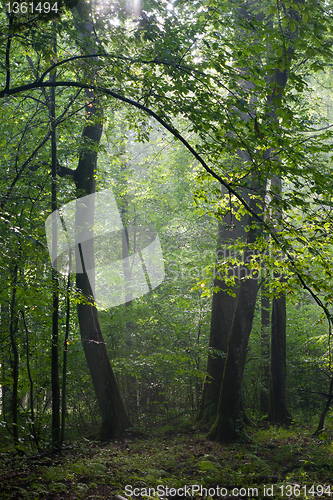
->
[203,0,265,432]
[207,263,259,441]
[260,279,270,415]
[77,288,132,438]
[198,220,240,425]
[21,311,39,448]
[68,0,132,440]
[208,183,261,442]
[268,288,291,424]
[313,375,333,436]
[61,255,71,444]
[267,176,291,424]
[9,262,19,448]
[205,1,265,437]
[50,27,60,447]
[74,103,132,438]
[198,284,237,426]
[1,305,11,427]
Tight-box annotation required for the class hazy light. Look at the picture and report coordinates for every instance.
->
[127,0,141,17]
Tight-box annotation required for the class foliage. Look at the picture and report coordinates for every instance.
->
[2,424,333,498]
[1,0,333,451]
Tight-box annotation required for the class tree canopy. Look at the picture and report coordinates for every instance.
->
[1,0,333,455]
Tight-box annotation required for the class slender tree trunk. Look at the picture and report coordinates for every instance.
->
[260,279,270,415]
[61,253,71,444]
[313,375,333,436]
[195,302,203,409]
[1,304,11,428]
[120,160,134,344]
[9,262,19,448]
[50,27,60,446]
[119,160,137,418]
[21,311,39,448]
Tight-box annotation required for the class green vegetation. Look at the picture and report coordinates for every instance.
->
[2,0,333,495]
[2,423,333,499]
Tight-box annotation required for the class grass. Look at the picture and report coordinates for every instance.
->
[1,421,333,499]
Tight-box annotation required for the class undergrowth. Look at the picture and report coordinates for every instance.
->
[0,421,333,499]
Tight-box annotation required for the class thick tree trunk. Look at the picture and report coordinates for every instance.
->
[198,221,240,425]
[77,283,132,438]
[268,289,291,424]
[69,0,132,440]
[75,151,132,438]
[204,2,263,434]
[208,184,261,442]
[207,265,258,441]
[74,105,132,438]
[198,286,237,425]
[267,176,291,424]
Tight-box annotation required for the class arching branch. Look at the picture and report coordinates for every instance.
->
[1,78,331,331]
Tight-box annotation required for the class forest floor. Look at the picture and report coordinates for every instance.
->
[1,421,333,500]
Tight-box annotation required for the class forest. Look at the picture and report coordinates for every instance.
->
[1,0,333,498]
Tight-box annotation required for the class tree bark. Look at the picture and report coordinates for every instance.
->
[1,304,11,429]
[59,0,133,440]
[267,176,291,424]
[197,220,240,425]
[50,25,60,447]
[268,286,291,424]
[73,96,132,438]
[61,254,71,444]
[207,264,259,441]
[208,182,261,442]
[313,375,333,437]
[260,279,270,415]
[9,262,19,448]
[21,311,39,448]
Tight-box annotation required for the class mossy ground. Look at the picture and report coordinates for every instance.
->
[1,421,333,499]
